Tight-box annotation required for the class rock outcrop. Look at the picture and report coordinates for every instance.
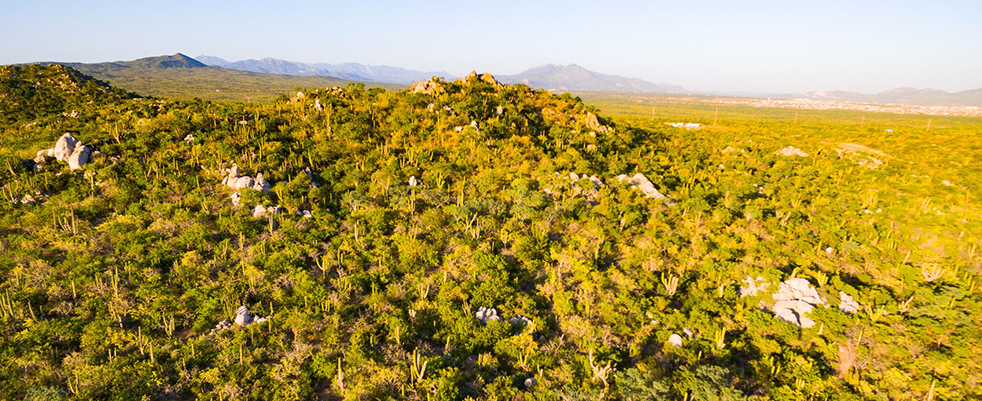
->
[616,173,669,200]
[252,204,280,218]
[771,278,825,328]
[720,146,745,155]
[740,276,770,297]
[252,173,272,193]
[838,292,860,314]
[584,112,611,133]
[777,146,808,157]
[410,78,443,95]
[463,70,503,90]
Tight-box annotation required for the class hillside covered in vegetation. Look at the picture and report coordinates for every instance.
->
[1,65,980,400]
[47,54,398,103]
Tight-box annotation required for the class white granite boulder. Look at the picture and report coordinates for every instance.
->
[231,176,254,190]
[667,333,684,347]
[234,305,252,326]
[68,145,92,170]
[51,133,78,162]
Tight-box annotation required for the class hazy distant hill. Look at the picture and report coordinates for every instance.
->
[193,56,321,76]
[499,64,684,93]
[44,53,396,102]
[797,87,982,107]
[196,55,450,84]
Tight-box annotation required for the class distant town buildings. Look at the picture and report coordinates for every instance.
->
[700,98,982,117]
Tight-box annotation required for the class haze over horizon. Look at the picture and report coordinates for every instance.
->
[2,0,980,94]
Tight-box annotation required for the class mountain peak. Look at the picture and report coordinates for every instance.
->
[130,53,207,69]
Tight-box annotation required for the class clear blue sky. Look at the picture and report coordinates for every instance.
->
[2,0,980,94]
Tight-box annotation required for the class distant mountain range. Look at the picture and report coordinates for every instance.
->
[196,55,451,85]
[27,53,980,107]
[791,87,982,108]
[197,56,686,93]
[499,64,684,93]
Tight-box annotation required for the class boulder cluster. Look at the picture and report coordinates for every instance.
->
[35,133,93,170]
[220,165,314,221]
[552,172,604,200]
[210,305,269,334]
[740,275,862,328]
[410,78,443,95]
[509,315,533,327]
[567,172,604,188]
[475,307,500,323]
[475,307,533,328]
[221,166,271,193]
[771,278,825,328]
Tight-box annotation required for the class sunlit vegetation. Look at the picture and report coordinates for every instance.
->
[1,65,980,400]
